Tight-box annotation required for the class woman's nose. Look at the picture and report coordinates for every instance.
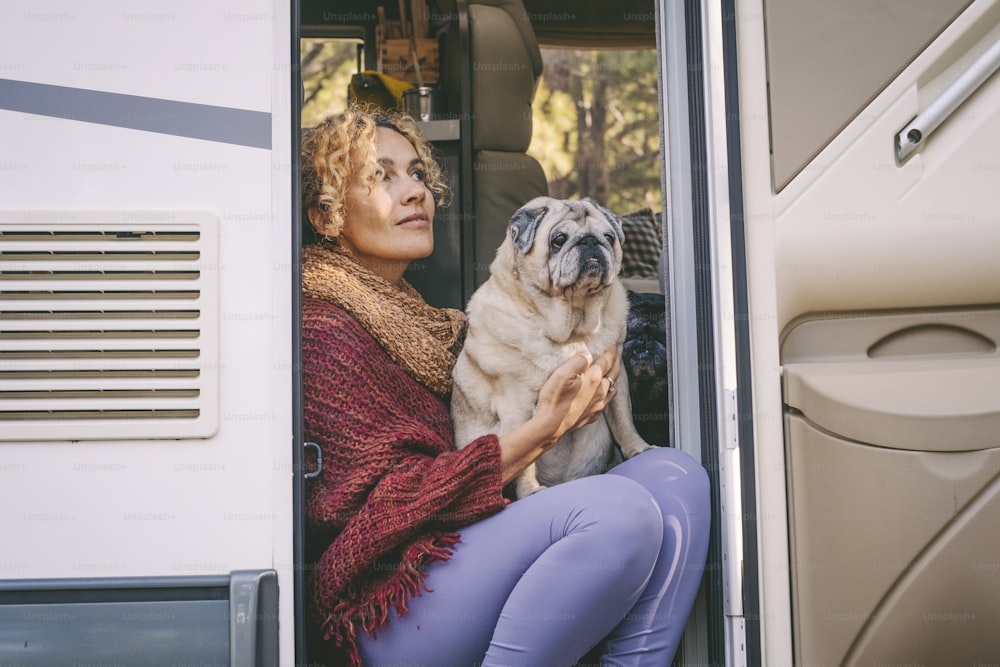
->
[401,178,426,204]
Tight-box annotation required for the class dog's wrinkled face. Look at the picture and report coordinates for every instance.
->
[507,196,624,295]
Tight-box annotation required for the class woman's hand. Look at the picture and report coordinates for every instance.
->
[495,347,621,484]
[534,347,621,446]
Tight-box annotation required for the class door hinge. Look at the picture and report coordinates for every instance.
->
[724,388,739,450]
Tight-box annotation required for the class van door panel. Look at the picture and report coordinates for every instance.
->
[763,0,972,190]
[735,0,1000,662]
[784,414,1000,665]
[781,307,1000,664]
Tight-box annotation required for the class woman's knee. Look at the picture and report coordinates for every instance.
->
[645,444,706,474]
[666,447,710,499]
[564,474,664,565]
[623,447,709,494]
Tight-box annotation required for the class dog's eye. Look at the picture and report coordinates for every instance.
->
[550,233,567,250]
[604,233,616,245]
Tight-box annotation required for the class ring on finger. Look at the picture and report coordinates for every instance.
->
[605,376,616,394]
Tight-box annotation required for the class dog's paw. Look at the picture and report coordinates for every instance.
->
[515,481,547,499]
[621,441,654,460]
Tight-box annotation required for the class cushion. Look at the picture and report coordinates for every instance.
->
[619,208,662,278]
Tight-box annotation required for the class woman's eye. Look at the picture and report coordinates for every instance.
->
[374,168,388,182]
[551,233,567,250]
[411,169,426,182]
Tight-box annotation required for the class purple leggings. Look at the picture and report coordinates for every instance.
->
[358,446,711,666]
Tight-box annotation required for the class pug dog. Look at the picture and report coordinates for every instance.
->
[451,196,653,499]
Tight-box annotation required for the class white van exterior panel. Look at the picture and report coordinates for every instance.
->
[0,0,294,663]
[2,1,274,113]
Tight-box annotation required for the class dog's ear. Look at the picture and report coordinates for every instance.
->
[583,198,625,244]
[508,206,548,252]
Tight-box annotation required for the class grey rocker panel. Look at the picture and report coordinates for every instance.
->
[0,570,278,666]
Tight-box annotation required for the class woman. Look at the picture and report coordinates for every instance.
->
[301,105,711,667]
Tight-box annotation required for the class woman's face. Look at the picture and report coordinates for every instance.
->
[339,126,435,283]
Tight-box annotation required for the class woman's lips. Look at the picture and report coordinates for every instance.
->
[397,213,430,228]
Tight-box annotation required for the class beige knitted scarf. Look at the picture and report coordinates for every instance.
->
[301,240,467,397]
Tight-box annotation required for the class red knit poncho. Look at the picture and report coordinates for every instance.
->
[302,297,508,665]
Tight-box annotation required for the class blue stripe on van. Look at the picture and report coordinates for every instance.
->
[0,78,271,149]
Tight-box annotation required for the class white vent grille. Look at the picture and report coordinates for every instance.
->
[0,212,219,441]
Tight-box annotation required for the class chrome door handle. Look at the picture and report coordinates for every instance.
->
[303,441,322,479]
[896,35,1000,163]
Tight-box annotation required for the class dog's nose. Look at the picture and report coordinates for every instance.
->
[578,235,599,249]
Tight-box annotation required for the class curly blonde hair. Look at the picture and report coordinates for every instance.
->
[301,105,450,243]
